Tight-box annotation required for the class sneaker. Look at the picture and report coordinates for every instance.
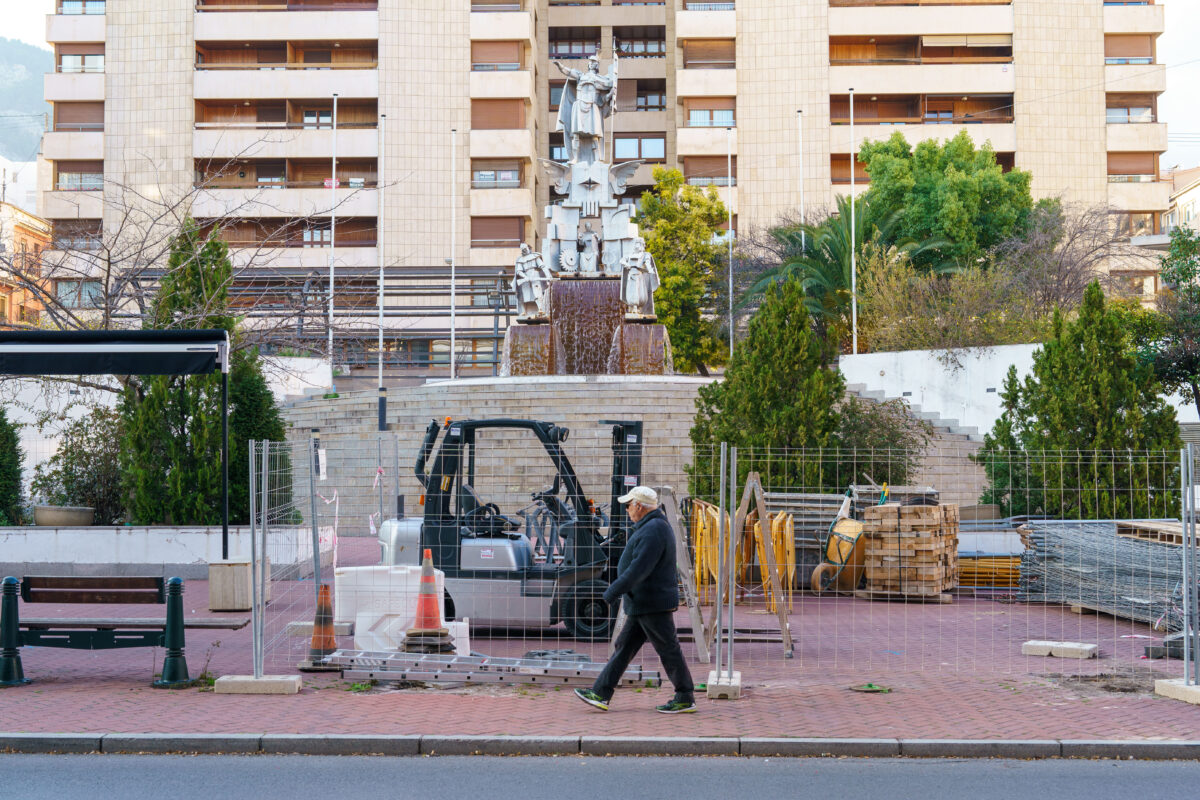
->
[574,688,609,711]
[655,699,698,714]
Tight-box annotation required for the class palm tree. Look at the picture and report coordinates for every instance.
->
[741,195,946,346]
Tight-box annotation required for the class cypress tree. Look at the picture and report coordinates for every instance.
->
[0,408,24,525]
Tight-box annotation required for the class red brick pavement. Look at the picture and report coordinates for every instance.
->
[3,567,1197,740]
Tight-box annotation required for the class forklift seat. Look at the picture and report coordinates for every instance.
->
[459,483,521,537]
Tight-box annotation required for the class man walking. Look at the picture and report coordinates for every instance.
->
[575,486,697,714]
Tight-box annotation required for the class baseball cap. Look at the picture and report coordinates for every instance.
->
[617,486,658,506]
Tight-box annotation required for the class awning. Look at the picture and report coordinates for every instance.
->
[0,329,230,376]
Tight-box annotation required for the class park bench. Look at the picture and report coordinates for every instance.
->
[0,575,248,688]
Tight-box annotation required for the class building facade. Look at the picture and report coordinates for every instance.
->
[0,201,52,327]
[38,0,1169,373]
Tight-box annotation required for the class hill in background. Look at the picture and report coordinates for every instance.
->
[0,37,52,163]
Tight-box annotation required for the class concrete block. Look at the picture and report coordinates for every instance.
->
[900,739,1061,758]
[0,733,102,754]
[1060,740,1200,760]
[284,620,354,637]
[102,733,262,754]
[580,736,740,756]
[420,736,580,756]
[1021,640,1056,656]
[706,669,742,699]
[740,738,900,757]
[261,734,420,755]
[1154,678,1200,706]
[1050,642,1099,659]
[214,675,302,695]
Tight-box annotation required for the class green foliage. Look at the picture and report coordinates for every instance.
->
[973,283,1181,518]
[120,218,287,525]
[859,131,1033,269]
[833,395,935,489]
[1142,227,1200,416]
[0,407,23,525]
[31,407,125,525]
[638,167,728,374]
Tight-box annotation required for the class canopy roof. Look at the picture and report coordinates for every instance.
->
[0,330,230,376]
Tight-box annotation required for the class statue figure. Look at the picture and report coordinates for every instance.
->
[514,244,553,319]
[578,223,601,274]
[620,238,660,318]
[553,55,616,164]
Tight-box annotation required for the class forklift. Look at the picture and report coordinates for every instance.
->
[378,418,644,640]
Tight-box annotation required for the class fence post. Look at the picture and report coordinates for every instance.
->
[1189,444,1198,686]
[714,442,727,676]
[728,446,737,679]
[249,441,261,679]
[308,429,322,599]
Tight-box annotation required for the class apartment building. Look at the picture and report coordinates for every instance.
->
[0,201,52,327]
[38,0,1169,373]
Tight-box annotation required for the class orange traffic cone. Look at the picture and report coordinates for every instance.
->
[298,583,340,671]
[402,549,455,654]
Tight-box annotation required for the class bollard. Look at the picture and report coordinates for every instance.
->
[153,577,191,688]
[0,577,29,687]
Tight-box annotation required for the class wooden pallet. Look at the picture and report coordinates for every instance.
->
[1115,520,1184,546]
[853,589,954,604]
[859,503,959,597]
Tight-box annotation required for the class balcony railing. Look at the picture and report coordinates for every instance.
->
[195,2,379,11]
[685,3,735,9]
[56,175,104,191]
[1108,174,1159,183]
[471,179,522,189]
[471,238,523,248]
[471,1,524,10]
[828,0,1011,6]
[686,176,735,187]
[54,122,104,132]
[830,56,1012,65]
[683,60,735,69]
[195,61,378,70]
[472,63,522,71]
[59,1,105,14]
[830,114,1013,125]
[56,63,104,73]
[196,179,378,189]
[1105,57,1154,65]
[194,121,377,130]
[549,46,600,59]
[220,237,377,248]
[1107,107,1155,124]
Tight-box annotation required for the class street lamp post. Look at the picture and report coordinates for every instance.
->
[849,87,858,356]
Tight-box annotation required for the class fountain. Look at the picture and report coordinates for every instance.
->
[502,54,672,377]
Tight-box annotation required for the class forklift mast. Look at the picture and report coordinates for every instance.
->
[601,419,644,558]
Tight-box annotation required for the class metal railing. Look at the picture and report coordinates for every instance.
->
[684,2,735,9]
[196,179,378,190]
[195,61,377,70]
[686,176,736,187]
[1107,174,1160,183]
[1106,57,1154,65]
[53,122,104,132]
[58,1,105,14]
[471,179,522,189]
[195,1,378,10]
[471,63,522,71]
[683,59,736,69]
[193,121,377,130]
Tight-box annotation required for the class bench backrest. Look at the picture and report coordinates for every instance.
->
[19,576,166,605]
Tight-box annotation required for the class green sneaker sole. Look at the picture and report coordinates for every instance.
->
[574,688,609,711]
[655,703,698,714]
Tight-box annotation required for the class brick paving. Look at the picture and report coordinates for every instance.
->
[2,540,1196,740]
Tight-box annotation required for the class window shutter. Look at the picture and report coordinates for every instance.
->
[683,156,735,179]
[56,102,104,124]
[1107,152,1156,175]
[683,39,735,66]
[58,160,104,173]
[471,41,520,65]
[1104,35,1153,58]
[471,217,523,245]
[471,99,525,130]
[57,43,104,56]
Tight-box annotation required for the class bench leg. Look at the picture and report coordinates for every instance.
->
[1,577,30,687]
[153,577,190,688]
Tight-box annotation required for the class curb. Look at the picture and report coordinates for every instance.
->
[2,734,1200,759]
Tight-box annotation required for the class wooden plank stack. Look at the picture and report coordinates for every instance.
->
[858,503,959,599]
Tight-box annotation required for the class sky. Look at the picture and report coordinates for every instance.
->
[5,0,1200,168]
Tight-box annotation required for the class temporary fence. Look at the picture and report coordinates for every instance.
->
[245,431,1199,689]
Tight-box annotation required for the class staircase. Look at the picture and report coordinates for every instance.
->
[845,383,984,443]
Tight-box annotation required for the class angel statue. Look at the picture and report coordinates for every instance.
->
[620,238,660,318]
[514,244,554,320]
[553,54,617,164]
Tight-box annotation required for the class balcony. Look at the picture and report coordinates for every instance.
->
[1107,180,1169,212]
[676,10,735,40]
[829,5,1013,37]
[469,129,536,161]
[42,190,103,220]
[830,63,1014,95]
[1106,121,1167,153]
[44,72,104,103]
[46,12,105,44]
[470,8,535,41]
[194,9,379,41]
[1105,63,1165,94]
[831,121,1015,152]
[226,245,377,271]
[194,69,378,100]
[469,70,534,100]
[193,127,378,160]
[191,186,378,218]
[41,131,103,161]
[1103,2,1165,35]
[469,187,534,218]
[676,68,737,98]
[677,126,736,156]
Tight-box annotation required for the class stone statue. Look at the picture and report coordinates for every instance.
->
[514,244,553,320]
[553,55,616,164]
[578,223,601,275]
[620,238,660,318]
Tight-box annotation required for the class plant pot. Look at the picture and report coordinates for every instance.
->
[33,505,96,526]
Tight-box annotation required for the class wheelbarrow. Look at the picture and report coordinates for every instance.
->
[809,484,888,593]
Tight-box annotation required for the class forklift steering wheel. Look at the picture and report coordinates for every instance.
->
[465,502,501,527]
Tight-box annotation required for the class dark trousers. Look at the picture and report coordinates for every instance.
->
[593,610,695,702]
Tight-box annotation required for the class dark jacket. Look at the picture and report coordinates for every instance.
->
[603,506,678,615]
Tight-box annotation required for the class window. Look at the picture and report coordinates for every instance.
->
[56,161,104,191]
[471,41,521,71]
[683,39,735,69]
[684,156,736,186]
[303,50,333,69]
[548,28,600,59]
[614,27,666,58]
[55,101,104,132]
[549,134,569,164]
[303,225,332,247]
[257,161,286,189]
[1108,152,1157,182]
[1107,106,1154,124]
[1114,212,1157,237]
[550,83,565,110]
[303,109,333,129]
[54,220,102,250]
[687,99,735,127]
[59,53,104,73]
[56,280,103,309]
[472,161,521,188]
[614,135,665,162]
[60,1,105,15]
[471,99,525,130]
[636,88,666,111]
[1104,35,1154,65]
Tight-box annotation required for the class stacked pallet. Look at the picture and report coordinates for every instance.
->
[859,503,959,599]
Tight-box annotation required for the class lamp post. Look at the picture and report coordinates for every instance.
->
[849,87,858,356]
[450,127,457,380]
[377,113,386,426]
[726,125,734,357]
[797,109,805,251]
[327,92,338,386]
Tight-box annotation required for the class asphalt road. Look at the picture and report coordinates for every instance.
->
[5,754,1200,800]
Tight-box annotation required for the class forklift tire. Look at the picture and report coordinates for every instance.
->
[562,580,615,641]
